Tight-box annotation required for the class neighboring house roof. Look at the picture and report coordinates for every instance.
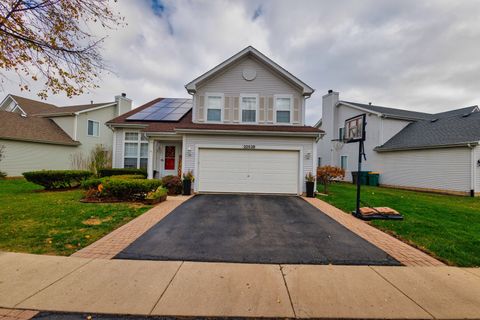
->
[185,46,315,96]
[107,97,322,135]
[431,105,479,119]
[9,95,58,115]
[376,110,480,151]
[36,102,116,117]
[0,110,80,146]
[340,101,433,120]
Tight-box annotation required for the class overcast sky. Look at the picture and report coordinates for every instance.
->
[3,0,480,125]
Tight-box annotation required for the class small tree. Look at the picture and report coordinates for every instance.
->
[317,165,345,194]
[0,144,6,178]
[88,144,111,176]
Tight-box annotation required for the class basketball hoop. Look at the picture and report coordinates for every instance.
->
[344,114,366,143]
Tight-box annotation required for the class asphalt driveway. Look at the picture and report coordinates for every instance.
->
[115,194,401,265]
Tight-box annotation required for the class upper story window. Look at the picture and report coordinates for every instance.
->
[240,94,258,123]
[87,120,99,137]
[206,93,223,122]
[274,95,292,124]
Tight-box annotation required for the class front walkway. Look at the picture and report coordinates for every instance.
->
[0,252,479,319]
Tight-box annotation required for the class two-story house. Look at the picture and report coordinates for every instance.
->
[0,94,132,176]
[107,46,322,194]
[316,90,480,196]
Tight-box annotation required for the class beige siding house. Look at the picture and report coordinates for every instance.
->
[0,94,132,176]
[316,91,480,196]
[108,46,322,195]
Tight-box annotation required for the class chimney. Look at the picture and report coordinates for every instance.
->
[115,93,132,116]
[321,89,340,150]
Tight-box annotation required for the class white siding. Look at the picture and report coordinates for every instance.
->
[0,139,77,176]
[112,128,126,168]
[195,56,304,125]
[51,116,76,139]
[317,103,410,181]
[184,134,315,193]
[378,147,471,193]
[76,106,116,155]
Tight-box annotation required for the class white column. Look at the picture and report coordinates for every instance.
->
[147,138,154,179]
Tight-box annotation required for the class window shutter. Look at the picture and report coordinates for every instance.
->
[259,97,265,123]
[224,96,231,122]
[197,95,205,122]
[267,96,274,123]
[233,96,239,122]
[293,97,300,124]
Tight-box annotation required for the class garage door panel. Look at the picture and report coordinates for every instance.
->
[198,148,299,194]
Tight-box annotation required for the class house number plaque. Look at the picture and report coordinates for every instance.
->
[243,145,256,149]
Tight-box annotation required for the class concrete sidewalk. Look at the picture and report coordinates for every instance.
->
[1,252,480,319]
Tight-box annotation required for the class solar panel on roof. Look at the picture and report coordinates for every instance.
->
[126,98,192,121]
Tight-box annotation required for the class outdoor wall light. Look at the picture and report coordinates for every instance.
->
[305,152,311,160]
[187,147,192,157]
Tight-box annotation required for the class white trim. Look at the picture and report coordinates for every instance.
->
[204,92,224,123]
[174,128,320,138]
[12,104,27,116]
[112,129,117,168]
[73,115,78,140]
[240,93,259,124]
[181,134,187,178]
[185,46,314,96]
[273,94,293,124]
[338,101,382,116]
[471,145,476,192]
[147,138,154,179]
[194,144,303,195]
[76,102,117,115]
[87,119,100,137]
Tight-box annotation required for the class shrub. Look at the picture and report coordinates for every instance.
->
[101,179,162,201]
[316,166,345,194]
[81,174,145,190]
[161,175,182,195]
[182,170,194,181]
[88,144,112,175]
[98,168,147,178]
[23,170,93,190]
[145,186,168,200]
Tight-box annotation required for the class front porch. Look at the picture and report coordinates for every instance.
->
[146,136,184,180]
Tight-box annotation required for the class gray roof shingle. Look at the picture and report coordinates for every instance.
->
[341,101,434,120]
[376,110,480,151]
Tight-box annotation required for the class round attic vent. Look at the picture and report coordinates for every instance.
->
[242,68,257,81]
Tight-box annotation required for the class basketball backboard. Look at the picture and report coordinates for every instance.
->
[344,114,366,143]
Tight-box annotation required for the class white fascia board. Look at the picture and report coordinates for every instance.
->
[107,123,148,129]
[185,46,314,95]
[174,128,320,138]
[338,101,383,116]
[75,102,117,115]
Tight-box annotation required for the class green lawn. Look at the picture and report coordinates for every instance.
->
[318,183,480,267]
[0,179,151,256]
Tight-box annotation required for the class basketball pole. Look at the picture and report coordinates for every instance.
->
[354,139,364,217]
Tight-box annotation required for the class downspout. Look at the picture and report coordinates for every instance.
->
[468,143,475,197]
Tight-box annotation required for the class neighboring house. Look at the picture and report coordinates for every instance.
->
[316,90,480,196]
[0,94,132,176]
[107,46,322,195]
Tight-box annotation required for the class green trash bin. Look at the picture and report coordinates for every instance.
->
[368,172,380,186]
[351,171,370,185]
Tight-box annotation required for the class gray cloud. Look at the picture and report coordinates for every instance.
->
[2,0,480,124]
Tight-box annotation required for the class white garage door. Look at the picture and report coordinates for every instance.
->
[197,148,299,194]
